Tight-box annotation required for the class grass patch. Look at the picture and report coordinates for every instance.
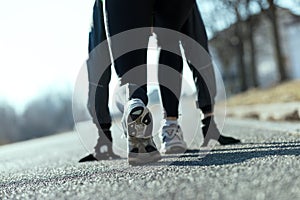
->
[226,80,300,106]
[0,140,10,146]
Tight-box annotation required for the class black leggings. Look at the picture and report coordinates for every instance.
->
[157,4,214,118]
[105,0,195,107]
[181,5,216,114]
[87,1,214,132]
[87,1,112,131]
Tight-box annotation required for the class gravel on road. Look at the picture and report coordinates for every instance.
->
[0,119,299,200]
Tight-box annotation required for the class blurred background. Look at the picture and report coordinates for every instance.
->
[0,0,299,146]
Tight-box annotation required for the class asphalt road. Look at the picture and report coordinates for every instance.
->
[0,118,299,200]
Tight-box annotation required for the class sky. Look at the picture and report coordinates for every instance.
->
[0,0,94,111]
[0,0,299,112]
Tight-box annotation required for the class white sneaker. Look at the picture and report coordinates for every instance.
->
[161,124,187,154]
[127,136,161,166]
[122,99,161,165]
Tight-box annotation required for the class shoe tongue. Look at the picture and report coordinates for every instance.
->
[164,126,177,137]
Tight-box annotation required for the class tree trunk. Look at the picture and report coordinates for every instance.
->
[234,6,248,92]
[248,16,259,87]
[268,0,288,82]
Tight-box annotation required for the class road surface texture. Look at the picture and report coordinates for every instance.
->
[0,118,299,200]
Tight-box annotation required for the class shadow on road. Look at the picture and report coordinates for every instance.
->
[167,141,300,166]
[76,142,300,167]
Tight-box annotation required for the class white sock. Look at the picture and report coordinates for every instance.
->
[164,119,178,126]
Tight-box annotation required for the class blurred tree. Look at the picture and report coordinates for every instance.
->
[257,0,288,82]
[0,101,20,144]
[246,0,259,87]
[20,90,75,140]
[226,0,264,89]
[209,0,252,91]
[200,0,299,89]
[0,87,92,145]
[233,0,248,91]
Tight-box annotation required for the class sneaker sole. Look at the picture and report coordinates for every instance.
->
[127,106,152,138]
[129,106,144,121]
[162,142,187,154]
[126,106,144,137]
[164,146,186,154]
[129,106,152,126]
[126,103,160,165]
